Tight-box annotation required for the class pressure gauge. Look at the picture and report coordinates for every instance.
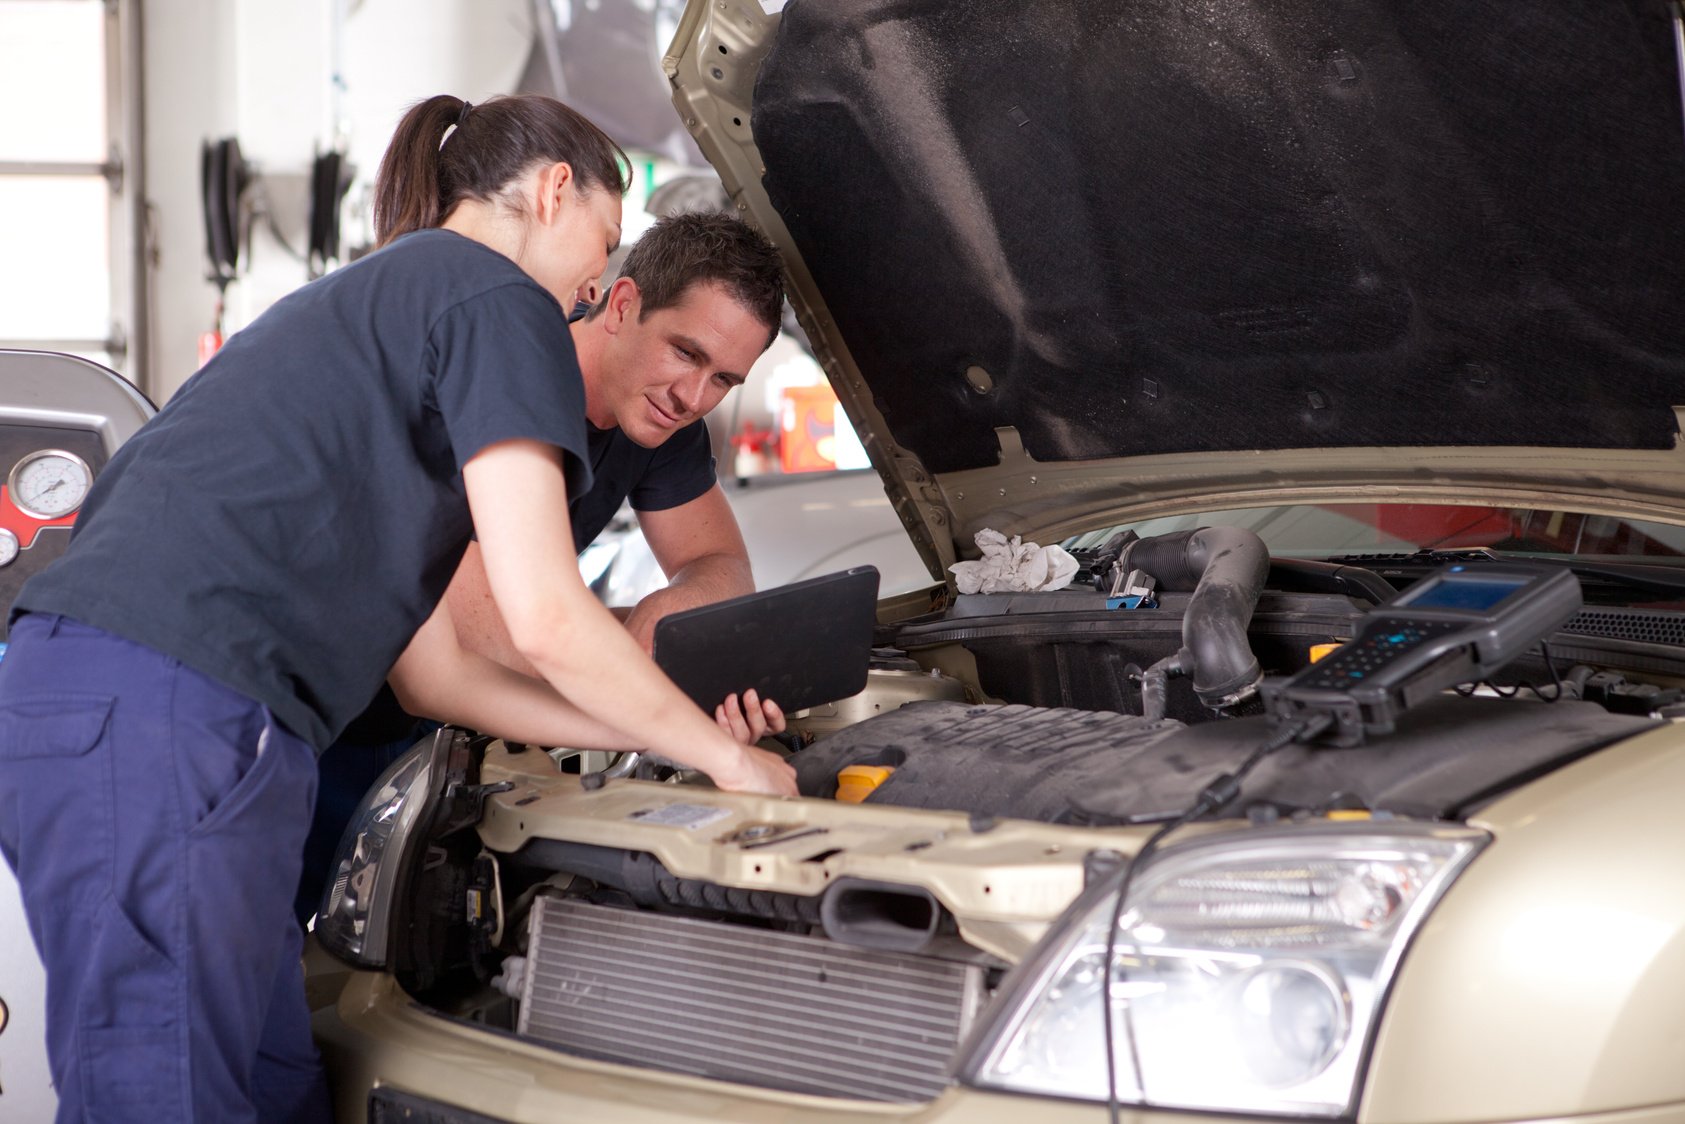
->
[0,529,16,567]
[8,450,93,520]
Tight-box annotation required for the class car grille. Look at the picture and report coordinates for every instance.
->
[1562,606,1685,648]
[514,896,984,1103]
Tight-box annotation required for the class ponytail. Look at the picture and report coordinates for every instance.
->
[372,94,629,248]
[371,95,460,248]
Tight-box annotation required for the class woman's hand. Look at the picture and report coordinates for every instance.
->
[714,688,785,746]
[710,740,799,796]
[710,690,796,794]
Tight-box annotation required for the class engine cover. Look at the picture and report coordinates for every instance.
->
[796,697,1658,823]
[796,702,1185,822]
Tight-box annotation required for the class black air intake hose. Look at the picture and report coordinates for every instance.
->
[1125,526,1269,710]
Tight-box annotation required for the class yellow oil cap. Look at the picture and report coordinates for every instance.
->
[836,764,894,803]
[1309,642,1346,663]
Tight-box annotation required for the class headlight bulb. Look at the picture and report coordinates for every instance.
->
[1333,863,1407,929]
[1231,961,1349,1087]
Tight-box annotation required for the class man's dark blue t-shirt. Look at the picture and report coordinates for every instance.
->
[17,229,592,749]
[570,418,714,550]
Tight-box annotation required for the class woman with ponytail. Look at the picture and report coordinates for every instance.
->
[0,94,796,1123]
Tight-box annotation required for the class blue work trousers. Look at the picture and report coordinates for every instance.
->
[0,613,332,1123]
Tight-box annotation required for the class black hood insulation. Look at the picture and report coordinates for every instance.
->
[754,0,1685,473]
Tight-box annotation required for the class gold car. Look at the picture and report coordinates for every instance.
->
[310,0,1685,1120]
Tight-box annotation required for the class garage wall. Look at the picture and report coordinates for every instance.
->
[142,0,232,401]
[143,0,530,402]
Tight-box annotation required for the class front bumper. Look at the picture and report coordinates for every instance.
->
[314,968,1685,1124]
[315,969,1206,1124]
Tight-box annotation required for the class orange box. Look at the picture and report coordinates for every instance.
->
[779,384,840,474]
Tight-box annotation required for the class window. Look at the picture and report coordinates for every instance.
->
[0,0,142,383]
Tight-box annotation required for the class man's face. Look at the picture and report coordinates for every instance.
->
[598,280,770,447]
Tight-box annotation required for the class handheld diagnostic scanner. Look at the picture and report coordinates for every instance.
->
[1262,563,1583,747]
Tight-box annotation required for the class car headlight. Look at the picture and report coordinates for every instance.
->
[960,823,1486,1116]
[314,740,434,968]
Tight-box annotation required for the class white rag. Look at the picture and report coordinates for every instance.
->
[949,529,1079,594]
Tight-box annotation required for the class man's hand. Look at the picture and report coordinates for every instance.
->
[715,688,785,745]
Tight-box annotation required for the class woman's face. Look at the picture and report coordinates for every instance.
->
[532,182,622,310]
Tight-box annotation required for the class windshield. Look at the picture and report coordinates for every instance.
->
[1064,504,1685,562]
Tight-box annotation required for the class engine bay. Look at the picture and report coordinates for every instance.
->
[356,534,1685,1103]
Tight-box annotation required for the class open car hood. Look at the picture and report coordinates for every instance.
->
[666,1,1685,576]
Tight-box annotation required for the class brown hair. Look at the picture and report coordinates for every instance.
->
[372,94,629,248]
[588,212,785,350]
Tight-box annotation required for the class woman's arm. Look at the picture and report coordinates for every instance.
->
[458,439,796,795]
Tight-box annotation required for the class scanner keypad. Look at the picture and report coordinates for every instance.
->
[1301,619,1461,690]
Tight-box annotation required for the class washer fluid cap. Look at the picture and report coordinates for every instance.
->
[836,764,894,803]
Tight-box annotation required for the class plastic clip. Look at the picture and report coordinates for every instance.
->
[1106,567,1158,610]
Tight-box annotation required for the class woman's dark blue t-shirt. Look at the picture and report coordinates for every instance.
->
[16,229,590,749]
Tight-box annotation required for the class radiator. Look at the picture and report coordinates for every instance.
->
[514,896,984,1103]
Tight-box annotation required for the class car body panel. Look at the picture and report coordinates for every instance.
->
[665,0,960,580]
[1362,721,1685,1122]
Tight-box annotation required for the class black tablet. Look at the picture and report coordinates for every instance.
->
[652,566,880,713]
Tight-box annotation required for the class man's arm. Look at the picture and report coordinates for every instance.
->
[441,481,748,667]
[622,483,753,651]
[443,540,537,676]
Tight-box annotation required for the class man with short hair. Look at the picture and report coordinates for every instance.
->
[446,209,785,664]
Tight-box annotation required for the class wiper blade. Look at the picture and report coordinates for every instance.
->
[1324,548,1685,596]
[1505,557,1685,596]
